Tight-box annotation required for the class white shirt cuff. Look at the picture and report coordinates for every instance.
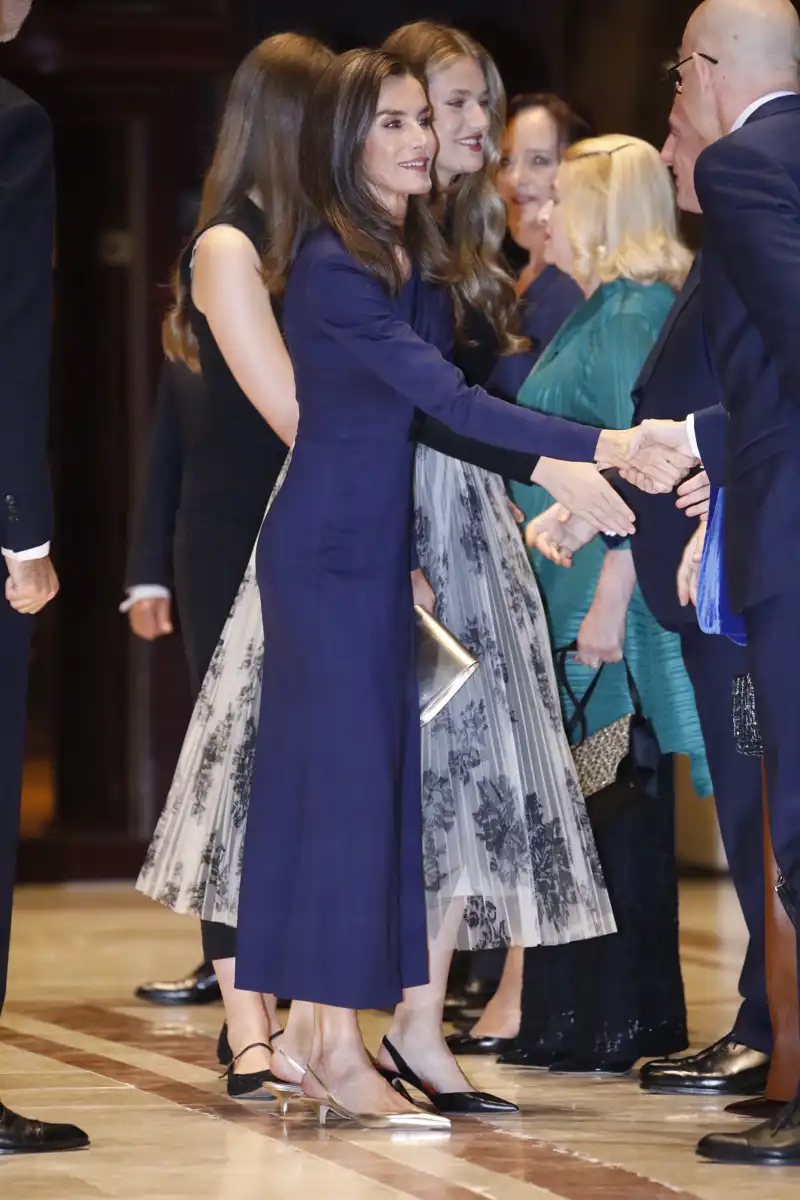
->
[119,584,171,614]
[2,542,50,561]
[686,413,701,461]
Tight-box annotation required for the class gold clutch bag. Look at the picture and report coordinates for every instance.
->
[415,606,479,726]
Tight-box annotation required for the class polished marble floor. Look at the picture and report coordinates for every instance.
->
[0,879,794,1199]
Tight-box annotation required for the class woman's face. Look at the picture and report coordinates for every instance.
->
[498,107,560,251]
[427,55,491,185]
[362,74,436,216]
[539,164,574,277]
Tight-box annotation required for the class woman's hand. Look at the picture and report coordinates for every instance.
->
[525,503,595,567]
[508,499,526,525]
[676,469,710,519]
[531,459,635,537]
[677,520,707,608]
[576,549,635,668]
[411,568,435,615]
[576,593,628,668]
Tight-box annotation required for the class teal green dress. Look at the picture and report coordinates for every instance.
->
[511,278,711,798]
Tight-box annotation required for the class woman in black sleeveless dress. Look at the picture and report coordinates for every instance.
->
[173,194,288,697]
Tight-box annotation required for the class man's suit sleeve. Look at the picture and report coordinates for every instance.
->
[692,402,728,485]
[695,138,800,410]
[125,362,186,589]
[0,96,55,552]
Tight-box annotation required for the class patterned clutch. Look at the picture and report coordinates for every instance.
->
[415,606,479,726]
[554,645,633,797]
[570,714,633,799]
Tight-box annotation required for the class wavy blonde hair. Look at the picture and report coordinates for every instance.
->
[383,21,526,353]
[558,134,692,291]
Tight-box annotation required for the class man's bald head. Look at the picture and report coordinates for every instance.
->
[685,0,800,79]
[679,0,800,138]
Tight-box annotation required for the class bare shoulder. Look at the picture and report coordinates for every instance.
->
[192,223,261,267]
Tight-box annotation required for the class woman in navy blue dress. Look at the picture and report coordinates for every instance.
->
[235,49,640,1127]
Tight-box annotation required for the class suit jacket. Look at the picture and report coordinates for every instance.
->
[0,78,55,552]
[693,93,800,611]
[615,258,722,630]
[125,360,201,589]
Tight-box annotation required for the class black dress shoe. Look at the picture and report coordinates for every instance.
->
[0,1103,89,1155]
[697,1095,800,1165]
[445,1031,513,1056]
[381,1037,518,1116]
[498,1046,560,1069]
[135,961,221,1006]
[639,1034,770,1096]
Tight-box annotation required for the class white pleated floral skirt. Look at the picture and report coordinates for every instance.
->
[137,445,615,955]
[414,446,615,951]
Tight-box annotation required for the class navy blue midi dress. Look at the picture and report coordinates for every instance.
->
[234,228,601,1010]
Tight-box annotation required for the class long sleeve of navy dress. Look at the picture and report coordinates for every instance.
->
[235,230,601,1010]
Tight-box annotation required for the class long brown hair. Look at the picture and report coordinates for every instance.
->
[163,32,333,368]
[383,21,524,353]
[300,48,451,292]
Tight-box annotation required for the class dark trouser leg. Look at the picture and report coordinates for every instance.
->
[762,797,800,1101]
[680,626,771,1053]
[746,593,800,1042]
[0,603,33,1017]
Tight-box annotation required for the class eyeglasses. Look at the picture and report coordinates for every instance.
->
[666,52,718,93]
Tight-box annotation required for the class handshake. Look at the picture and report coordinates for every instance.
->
[529,418,702,558]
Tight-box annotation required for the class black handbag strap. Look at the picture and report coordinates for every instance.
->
[555,642,643,746]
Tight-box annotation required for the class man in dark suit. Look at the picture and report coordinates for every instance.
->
[0,0,89,1156]
[635,0,800,1164]
[518,92,770,1097]
[124,360,225,1009]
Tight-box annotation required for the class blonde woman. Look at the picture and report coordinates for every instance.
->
[370,23,616,1108]
[475,136,712,1071]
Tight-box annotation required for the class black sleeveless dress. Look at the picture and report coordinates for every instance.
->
[173,196,288,962]
[174,196,288,691]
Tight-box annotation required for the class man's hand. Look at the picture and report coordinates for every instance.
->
[531,459,635,536]
[677,520,707,609]
[411,567,435,615]
[596,423,697,493]
[128,595,174,641]
[676,469,710,519]
[5,555,59,615]
[525,503,595,567]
